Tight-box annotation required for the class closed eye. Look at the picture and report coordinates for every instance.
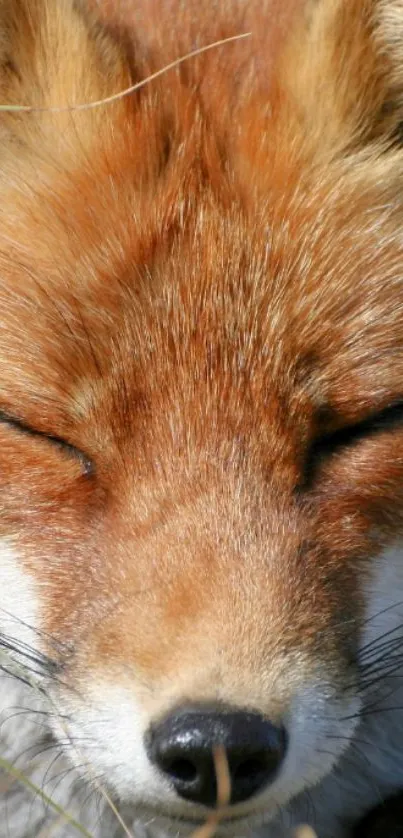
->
[302,400,403,489]
[0,409,94,475]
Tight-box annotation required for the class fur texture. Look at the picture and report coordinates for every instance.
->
[1,0,403,836]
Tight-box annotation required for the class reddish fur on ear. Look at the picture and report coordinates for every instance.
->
[0,0,130,156]
[278,0,403,157]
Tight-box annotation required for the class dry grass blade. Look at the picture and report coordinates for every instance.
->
[213,745,231,809]
[93,781,136,838]
[0,33,251,114]
[191,745,231,838]
[0,756,93,838]
[36,814,70,838]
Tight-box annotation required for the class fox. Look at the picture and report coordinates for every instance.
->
[1,0,403,835]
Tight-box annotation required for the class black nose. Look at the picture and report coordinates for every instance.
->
[146,705,286,807]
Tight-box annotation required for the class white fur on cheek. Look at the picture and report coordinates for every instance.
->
[0,539,42,652]
[53,681,177,806]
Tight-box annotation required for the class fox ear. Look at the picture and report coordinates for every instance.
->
[281,0,403,156]
[0,0,129,152]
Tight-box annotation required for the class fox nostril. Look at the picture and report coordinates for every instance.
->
[165,758,198,783]
[234,756,268,780]
[146,704,287,807]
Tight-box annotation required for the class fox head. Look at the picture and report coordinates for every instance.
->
[1,0,403,832]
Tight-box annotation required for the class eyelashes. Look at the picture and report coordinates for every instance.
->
[0,409,94,476]
[302,400,403,489]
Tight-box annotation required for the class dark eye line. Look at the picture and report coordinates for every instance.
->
[0,409,94,475]
[301,399,403,490]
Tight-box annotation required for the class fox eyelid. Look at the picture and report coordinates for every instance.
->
[0,409,94,475]
[302,400,403,488]
[318,399,403,450]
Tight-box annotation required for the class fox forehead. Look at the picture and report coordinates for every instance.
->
[1,148,402,436]
[0,0,402,436]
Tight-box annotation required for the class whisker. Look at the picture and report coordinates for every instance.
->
[359,634,403,665]
[359,634,403,663]
[0,663,49,693]
[359,658,403,690]
[0,607,71,656]
[360,599,403,629]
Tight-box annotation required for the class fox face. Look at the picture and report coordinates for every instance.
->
[1,0,403,834]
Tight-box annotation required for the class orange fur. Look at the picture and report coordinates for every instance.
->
[1,0,403,832]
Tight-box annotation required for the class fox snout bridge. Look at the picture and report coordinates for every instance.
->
[146,705,287,807]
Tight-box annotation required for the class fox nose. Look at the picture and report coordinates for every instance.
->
[146,705,286,807]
